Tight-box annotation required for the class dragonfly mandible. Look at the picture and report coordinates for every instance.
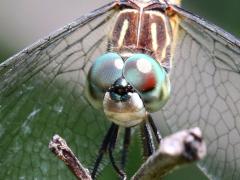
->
[0,0,239,180]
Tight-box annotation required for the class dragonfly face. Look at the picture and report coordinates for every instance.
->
[0,0,239,180]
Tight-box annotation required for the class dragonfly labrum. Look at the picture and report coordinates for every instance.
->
[0,0,239,180]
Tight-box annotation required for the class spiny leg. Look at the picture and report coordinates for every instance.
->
[91,123,118,179]
[140,121,156,158]
[108,125,127,180]
[121,128,131,170]
[147,113,162,144]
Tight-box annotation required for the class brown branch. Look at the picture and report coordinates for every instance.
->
[49,128,206,180]
[131,127,206,180]
[49,134,92,180]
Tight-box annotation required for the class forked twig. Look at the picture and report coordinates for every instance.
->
[49,127,206,180]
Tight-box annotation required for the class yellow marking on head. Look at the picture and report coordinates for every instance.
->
[151,23,158,51]
[118,19,129,47]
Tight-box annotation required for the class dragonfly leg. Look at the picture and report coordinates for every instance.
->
[140,121,155,158]
[91,123,118,179]
[121,128,131,170]
[147,113,162,144]
[108,125,127,180]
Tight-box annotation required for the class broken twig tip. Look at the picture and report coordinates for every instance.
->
[49,134,92,180]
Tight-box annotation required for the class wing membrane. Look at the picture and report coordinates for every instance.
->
[0,2,119,179]
[156,6,240,180]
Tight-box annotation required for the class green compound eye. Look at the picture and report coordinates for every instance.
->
[85,52,124,108]
[123,53,171,112]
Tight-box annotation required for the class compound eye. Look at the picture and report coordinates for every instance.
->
[90,53,124,89]
[123,54,161,93]
[86,52,124,108]
[123,54,170,111]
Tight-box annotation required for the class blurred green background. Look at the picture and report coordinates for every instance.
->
[0,0,239,179]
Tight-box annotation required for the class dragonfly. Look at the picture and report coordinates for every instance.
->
[0,0,239,179]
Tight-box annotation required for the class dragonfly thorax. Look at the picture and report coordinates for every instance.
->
[109,6,173,71]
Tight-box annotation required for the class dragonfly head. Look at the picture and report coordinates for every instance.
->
[85,52,171,127]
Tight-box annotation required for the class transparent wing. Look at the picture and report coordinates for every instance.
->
[155,6,240,180]
[0,2,119,179]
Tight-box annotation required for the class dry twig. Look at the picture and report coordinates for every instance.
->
[49,134,92,180]
[49,127,206,180]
